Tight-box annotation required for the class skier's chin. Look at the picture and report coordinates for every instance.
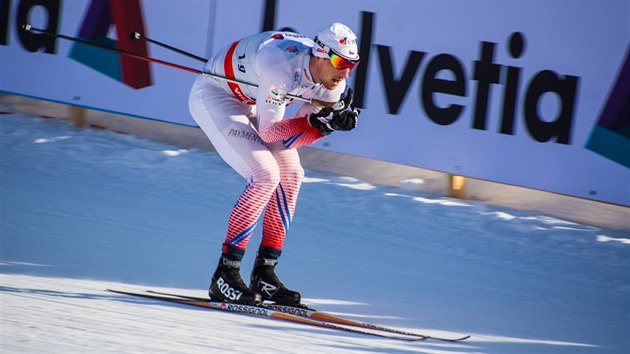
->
[325,78,343,90]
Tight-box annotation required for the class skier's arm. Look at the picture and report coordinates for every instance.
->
[254,62,337,148]
[255,86,329,148]
[254,47,357,148]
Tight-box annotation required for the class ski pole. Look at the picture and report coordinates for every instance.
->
[129,31,359,114]
[130,31,207,63]
[22,24,334,107]
[23,24,205,76]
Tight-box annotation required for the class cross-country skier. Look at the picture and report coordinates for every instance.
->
[188,23,361,306]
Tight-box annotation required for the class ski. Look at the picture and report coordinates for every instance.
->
[145,289,471,342]
[107,288,425,341]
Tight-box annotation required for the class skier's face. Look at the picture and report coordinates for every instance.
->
[312,56,351,90]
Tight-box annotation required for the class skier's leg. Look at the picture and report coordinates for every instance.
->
[189,78,280,304]
[250,142,304,305]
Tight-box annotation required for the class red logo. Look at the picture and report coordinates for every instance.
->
[69,0,152,89]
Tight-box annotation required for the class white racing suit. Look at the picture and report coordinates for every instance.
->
[189,31,345,253]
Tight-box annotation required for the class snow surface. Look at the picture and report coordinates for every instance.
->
[1,108,629,353]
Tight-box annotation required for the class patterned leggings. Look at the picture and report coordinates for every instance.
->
[189,77,305,253]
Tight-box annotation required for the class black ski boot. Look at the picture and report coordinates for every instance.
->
[250,247,301,306]
[209,246,262,305]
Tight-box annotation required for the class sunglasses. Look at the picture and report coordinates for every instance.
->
[329,51,360,71]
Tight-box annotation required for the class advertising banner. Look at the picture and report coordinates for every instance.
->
[1,0,628,206]
[1,0,209,125]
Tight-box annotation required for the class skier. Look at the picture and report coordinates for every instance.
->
[188,23,361,306]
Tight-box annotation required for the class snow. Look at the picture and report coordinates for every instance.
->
[1,108,629,353]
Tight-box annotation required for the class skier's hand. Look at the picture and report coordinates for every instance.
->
[308,87,358,134]
[329,108,359,131]
[330,87,354,111]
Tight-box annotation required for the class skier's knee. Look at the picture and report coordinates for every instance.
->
[255,168,281,191]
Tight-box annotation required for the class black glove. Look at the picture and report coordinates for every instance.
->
[331,87,354,111]
[308,88,359,134]
[329,109,359,131]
